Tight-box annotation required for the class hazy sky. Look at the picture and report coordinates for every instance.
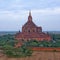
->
[0,0,60,31]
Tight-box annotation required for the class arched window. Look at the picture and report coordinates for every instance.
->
[33,30,35,32]
[32,28,36,32]
[28,30,30,32]
[27,28,31,33]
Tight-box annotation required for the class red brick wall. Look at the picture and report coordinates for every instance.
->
[28,47,60,51]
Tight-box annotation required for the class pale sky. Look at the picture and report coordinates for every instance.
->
[0,0,60,31]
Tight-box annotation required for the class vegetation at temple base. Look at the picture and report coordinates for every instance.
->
[0,33,60,57]
[23,39,60,47]
[3,45,33,57]
[0,34,33,57]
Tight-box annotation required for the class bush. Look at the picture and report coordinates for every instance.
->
[3,44,33,57]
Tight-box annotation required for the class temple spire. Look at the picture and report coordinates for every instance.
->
[28,11,32,21]
[29,11,31,16]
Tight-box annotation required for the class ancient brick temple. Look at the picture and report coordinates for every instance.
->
[15,11,51,46]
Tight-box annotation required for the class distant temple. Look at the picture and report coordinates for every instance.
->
[15,11,51,47]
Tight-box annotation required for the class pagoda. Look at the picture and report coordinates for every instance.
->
[15,11,51,47]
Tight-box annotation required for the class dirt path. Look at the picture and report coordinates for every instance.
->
[0,51,60,60]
